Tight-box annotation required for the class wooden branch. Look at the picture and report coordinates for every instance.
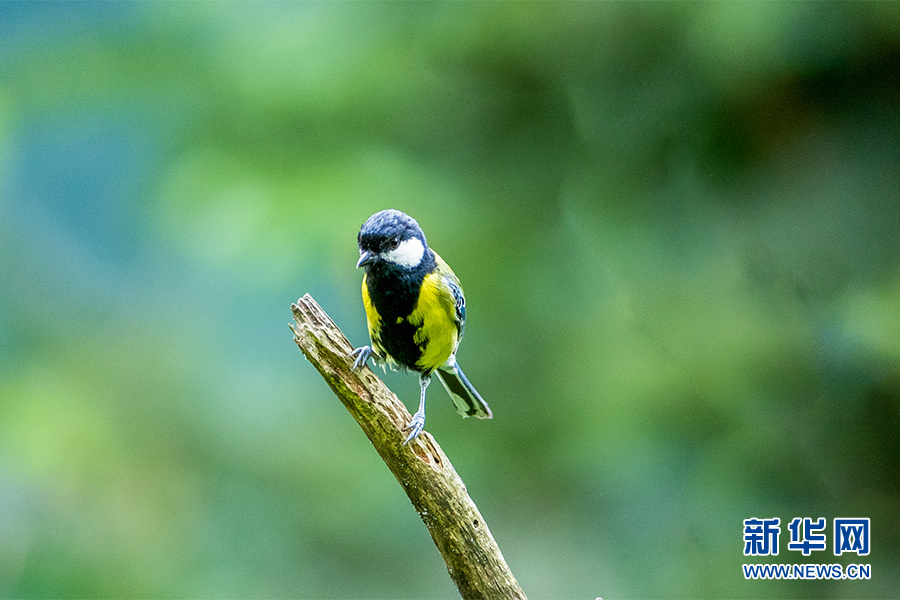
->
[290,294,526,600]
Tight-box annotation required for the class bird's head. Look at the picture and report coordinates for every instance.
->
[356,209,428,270]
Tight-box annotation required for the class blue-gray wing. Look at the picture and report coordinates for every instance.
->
[444,275,466,339]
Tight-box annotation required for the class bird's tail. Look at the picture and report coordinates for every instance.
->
[435,360,492,419]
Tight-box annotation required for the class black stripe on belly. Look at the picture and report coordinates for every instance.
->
[378,318,425,371]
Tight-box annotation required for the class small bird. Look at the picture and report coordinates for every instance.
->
[350,209,492,444]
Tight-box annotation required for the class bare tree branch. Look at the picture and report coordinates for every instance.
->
[290,294,526,600]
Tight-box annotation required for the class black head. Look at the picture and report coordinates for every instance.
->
[356,209,429,270]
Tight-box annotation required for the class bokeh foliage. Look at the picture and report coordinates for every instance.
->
[1,2,898,598]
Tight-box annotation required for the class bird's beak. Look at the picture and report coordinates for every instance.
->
[356,250,375,268]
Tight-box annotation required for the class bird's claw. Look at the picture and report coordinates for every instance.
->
[403,411,426,445]
[350,345,374,371]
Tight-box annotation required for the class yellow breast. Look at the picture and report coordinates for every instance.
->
[361,275,385,356]
[408,271,459,372]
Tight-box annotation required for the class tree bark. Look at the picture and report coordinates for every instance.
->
[290,294,526,599]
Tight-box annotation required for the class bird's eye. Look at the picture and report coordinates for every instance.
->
[387,238,400,250]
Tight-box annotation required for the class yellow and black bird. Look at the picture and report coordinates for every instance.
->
[350,209,492,444]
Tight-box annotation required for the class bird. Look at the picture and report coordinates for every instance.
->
[349,209,492,444]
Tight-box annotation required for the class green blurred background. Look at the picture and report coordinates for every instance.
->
[1,2,898,598]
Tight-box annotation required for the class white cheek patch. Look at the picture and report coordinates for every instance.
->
[383,237,425,268]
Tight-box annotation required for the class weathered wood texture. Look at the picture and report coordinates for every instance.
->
[290,294,526,600]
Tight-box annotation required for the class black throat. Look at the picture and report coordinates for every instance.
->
[364,248,436,320]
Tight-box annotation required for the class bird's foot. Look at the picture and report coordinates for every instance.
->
[403,410,426,445]
[349,345,375,371]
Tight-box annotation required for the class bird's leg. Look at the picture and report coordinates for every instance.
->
[403,374,430,445]
[349,345,381,371]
